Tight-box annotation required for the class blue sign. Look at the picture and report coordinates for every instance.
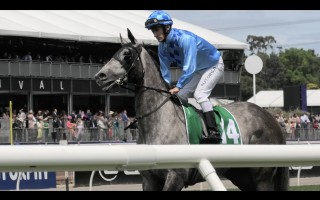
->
[0,172,56,190]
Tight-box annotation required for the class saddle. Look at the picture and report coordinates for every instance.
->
[171,94,209,139]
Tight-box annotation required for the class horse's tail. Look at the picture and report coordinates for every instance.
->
[274,167,289,191]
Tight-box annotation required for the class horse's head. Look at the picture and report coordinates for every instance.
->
[95,29,144,92]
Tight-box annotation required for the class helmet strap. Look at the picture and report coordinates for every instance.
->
[161,25,171,43]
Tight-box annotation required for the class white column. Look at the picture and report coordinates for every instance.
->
[196,160,226,191]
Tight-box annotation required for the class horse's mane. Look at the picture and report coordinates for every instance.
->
[141,43,171,90]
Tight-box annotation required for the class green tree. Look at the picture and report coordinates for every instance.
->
[246,35,276,55]
[279,48,320,86]
[263,53,285,89]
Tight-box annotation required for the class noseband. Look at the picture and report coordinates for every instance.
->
[111,43,145,88]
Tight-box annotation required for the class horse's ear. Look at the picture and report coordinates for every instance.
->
[120,34,128,46]
[127,28,138,45]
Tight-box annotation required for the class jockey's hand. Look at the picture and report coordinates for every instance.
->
[169,87,180,95]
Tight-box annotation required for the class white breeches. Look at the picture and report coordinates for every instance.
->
[177,56,224,103]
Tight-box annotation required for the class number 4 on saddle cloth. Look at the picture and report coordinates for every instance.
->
[181,102,243,145]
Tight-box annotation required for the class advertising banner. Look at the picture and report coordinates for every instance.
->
[75,170,142,187]
[0,172,56,190]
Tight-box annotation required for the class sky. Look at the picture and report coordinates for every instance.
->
[161,10,320,56]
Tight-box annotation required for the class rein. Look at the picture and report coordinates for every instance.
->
[109,44,173,130]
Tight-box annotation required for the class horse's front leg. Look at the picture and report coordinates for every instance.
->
[162,169,188,191]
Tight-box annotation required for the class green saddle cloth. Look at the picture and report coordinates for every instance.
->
[182,103,242,145]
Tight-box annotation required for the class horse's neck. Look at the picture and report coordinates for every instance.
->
[134,50,179,144]
[135,50,169,104]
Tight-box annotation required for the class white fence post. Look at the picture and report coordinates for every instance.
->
[196,160,226,191]
[89,171,95,191]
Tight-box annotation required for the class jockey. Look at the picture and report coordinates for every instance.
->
[145,10,224,144]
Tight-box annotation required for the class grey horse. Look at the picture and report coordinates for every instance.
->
[95,29,289,191]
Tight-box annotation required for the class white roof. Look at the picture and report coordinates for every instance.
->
[247,90,320,107]
[0,10,249,50]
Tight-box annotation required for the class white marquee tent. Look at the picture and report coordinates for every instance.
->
[0,10,249,50]
[247,90,320,107]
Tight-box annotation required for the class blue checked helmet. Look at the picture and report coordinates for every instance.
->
[145,10,173,30]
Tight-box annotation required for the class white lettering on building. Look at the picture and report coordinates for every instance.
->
[0,172,48,181]
[40,81,44,89]
[19,81,23,89]
[60,81,64,90]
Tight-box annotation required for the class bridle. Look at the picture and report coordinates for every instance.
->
[105,43,184,130]
[108,43,171,95]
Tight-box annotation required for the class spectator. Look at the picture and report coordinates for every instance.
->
[70,110,76,121]
[27,110,35,128]
[52,117,59,143]
[24,52,32,61]
[89,116,98,141]
[52,109,58,119]
[36,117,43,143]
[43,118,49,142]
[36,110,43,122]
[284,119,292,139]
[42,110,48,119]
[79,56,84,64]
[81,111,87,121]
[112,112,120,140]
[46,54,53,61]
[86,109,91,121]
[35,54,43,61]
[88,55,95,63]
[57,116,65,141]
[76,118,83,141]
[77,110,82,119]
[12,119,22,142]
[13,139,20,145]
[17,109,26,128]
[303,120,308,129]
[122,110,128,128]
[97,116,107,141]
[294,114,301,129]
[7,54,11,59]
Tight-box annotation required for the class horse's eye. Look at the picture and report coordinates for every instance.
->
[124,53,132,61]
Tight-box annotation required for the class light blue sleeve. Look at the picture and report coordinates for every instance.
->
[159,50,172,85]
[176,36,197,89]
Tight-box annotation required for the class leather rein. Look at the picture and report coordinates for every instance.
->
[108,44,173,130]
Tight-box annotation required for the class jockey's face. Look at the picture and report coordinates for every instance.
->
[151,25,170,42]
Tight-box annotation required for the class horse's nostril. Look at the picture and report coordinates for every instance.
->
[99,73,107,80]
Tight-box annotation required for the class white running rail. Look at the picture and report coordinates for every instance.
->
[1,145,320,191]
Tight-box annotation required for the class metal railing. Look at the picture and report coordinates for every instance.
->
[285,127,320,141]
[0,119,138,143]
[0,60,241,83]
[0,60,104,79]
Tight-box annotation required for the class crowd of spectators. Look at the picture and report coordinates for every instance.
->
[1,52,110,65]
[1,108,137,144]
[274,112,320,139]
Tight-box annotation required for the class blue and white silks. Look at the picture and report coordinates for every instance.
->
[158,28,221,89]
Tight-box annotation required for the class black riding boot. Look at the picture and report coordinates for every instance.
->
[200,111,222,144]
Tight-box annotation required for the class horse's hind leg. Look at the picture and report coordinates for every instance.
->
[222,168,256,191]
[250,167,278,191]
